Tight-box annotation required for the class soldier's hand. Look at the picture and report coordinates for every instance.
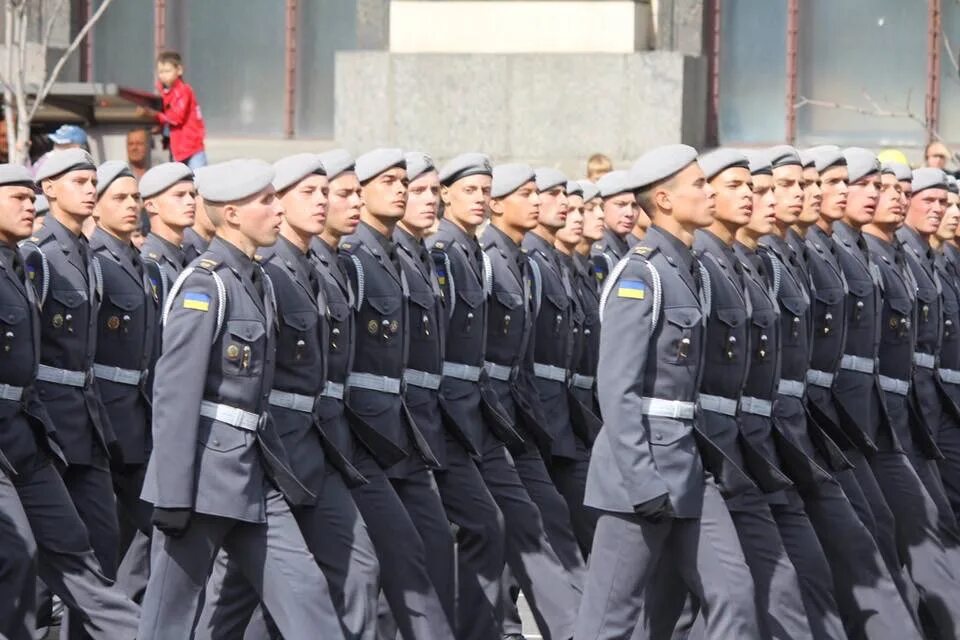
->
[633,494,673,522]
[151,507,192,538]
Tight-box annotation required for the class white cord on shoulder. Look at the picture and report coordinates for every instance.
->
[348,254,365,311]
[698,262,711,321]
[92,255,103,300]
[21,243,50,307]
[481,251,493,297]
[443,252,456,318]
[528,256,543,317]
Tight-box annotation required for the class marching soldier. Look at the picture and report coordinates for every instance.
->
[933,173,960,518]
[590,170,639,281]
[340,148,458,639]
[195,153,380,640]
[576,145,759,640]
[137,159,343,639]
[90,161,160,583]
[834,148,960,636]
[395,151,507,640]
[0,162,140,639]
[139,162,196,303]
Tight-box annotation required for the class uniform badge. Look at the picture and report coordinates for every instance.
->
[389,320,399,334]
[182,291,210,311]
[616,279,646,300]
[107,316,120,330]
[52,313,63,328]
[367,319,379,334]
[226,344,241,360]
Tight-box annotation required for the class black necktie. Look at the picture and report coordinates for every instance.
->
[250,266,265,300]
[305,251,322,298]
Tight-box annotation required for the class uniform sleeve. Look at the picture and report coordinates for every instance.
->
[595,261,669,507]
[149,270,219,509]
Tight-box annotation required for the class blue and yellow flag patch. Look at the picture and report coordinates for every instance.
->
[617,279,646,300]
[183,291,210,311]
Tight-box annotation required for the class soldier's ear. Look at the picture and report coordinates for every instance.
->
[489,197,504,216]
[220,203,240,226]
[40,179,56,199]
[440,184,452,207]
[143,198,158,215]
[654,187,672,214]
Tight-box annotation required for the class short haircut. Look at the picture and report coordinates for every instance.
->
[587,153,613,176]
[203,202,224,227]
[635,174,676,215]
[157,50,182,66]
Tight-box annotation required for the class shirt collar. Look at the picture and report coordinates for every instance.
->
[359,221,395,258]
[210,236,255,281]
[646,224,694,274]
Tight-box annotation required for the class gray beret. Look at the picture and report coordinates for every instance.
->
[535,168,567,193]
[96,161,134,198]
[632,144,699,189]
[34,194,49,214]
[491,163,535,199]
[577,180,600,202]
[35,149,96,182]
[881,161,912,182]
[698,148,749,181]
[140,162,193,199]
[807,145,846,173]
[404,152,435,183]
[746,151,772,176]
[0,163,37,187]
[439,152,492,186]
[911,167,949,195]
[843,147,881,184]
[597,170,643,199]
[798,149,818,169]
[355,148,405,184]
[196,159,275,204]
[768,145,802,169]
[272,153,324,193]
[947,175,959,195]
[565,181,584,198]
[317,149,355,181]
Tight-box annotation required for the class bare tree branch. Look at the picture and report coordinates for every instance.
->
[40,0,68,54]
[944,29,960,76]
[27,0,116,121]
[794,90,944,140]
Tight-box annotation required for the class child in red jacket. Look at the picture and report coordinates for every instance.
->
[140,51,207,169]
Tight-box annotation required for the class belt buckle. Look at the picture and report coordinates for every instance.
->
[84,368,94,387]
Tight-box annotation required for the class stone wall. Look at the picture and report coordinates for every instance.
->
[335,50,706,176]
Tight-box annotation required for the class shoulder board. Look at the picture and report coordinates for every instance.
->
[196,257,221,271]
[339,242,354,252]
[632,245,657,257]
[146,251,160,260]
[433,240,445,250]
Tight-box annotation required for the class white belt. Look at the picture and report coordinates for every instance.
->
[570,374,595,390]
[777,379,806,398]
[740,396,772,417]
[347,372,402,395]
[913,352,936,369]
[0,384,23,401]
[36,364,88,387]
[533,363,567,383]
[403,369,443,390]
[699,394,738,417]
[806,369,835,388]
[939,368,960,385]
[840,354,875,374]
[93,363,146,386]
[878,375,910,396]
[322,381,344,400]
[200,401,260,432]
[640,397,695,420]
[268,389,315,413]
[483,361,514,382]
[442,362,482,382]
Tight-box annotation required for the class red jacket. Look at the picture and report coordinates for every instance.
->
[155,78,206,162]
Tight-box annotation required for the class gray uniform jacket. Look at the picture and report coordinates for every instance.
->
[585,226,707,517]
[90,227,159,466]
[182,227,210,264]
[21,215,115,468]
[0,245,63,474]
[589,227,629,285]
[141,237,311,521]
[141,232,188,309]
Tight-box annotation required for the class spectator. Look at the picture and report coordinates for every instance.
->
[47,124,88,151]
[925,141,954,170]
[126,128,151,180]
[586,153,613,181]
[137,50,207,170]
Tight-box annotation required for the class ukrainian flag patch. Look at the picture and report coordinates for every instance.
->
[182,291,211,311]
[436,268,446,286]
[617,279,646,300]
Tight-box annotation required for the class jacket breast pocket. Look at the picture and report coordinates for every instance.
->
[0,304,28,360]
[222,319,266,377]
[812,286,842,338]
[326,301,350,354]
[102,292,144,338]
[707,306,746,365]
[198,418,248,453]
[915,286,938,331]
[279,309,319,366]
[365,294,402,347]
[407,288,437,340]
[750,308,777,363]
[47,288,88,333]
[543,291,570,335]
[491,288,524,339]
[779,295,807,346]
[452,287,484,340]
[846,279,873,327]
[663,306,702,365]
[883,296,913,345]
[943,297,960,344]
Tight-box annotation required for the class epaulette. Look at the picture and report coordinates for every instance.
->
[146,251,160,260]
[339,242,354,253]
[196,257,221,271]
[632,245,657,257]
